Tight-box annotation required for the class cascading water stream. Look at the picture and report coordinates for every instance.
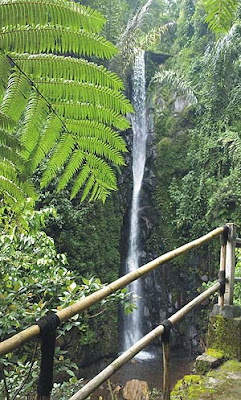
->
[123,49,149,359]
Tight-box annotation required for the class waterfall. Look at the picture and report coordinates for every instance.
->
[123,49,149,358]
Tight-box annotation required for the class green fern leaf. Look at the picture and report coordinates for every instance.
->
[57,149,84,191]
[54,101,130,131]
[11,54,124,91]
[0,26,117,59]
[0,1,132,205]
[20,92,49,160]
[40,133,75,187]
[34,79,133,114]
[0,70,30,121]
[28,113,63,172]
[65,120,127,153]
[0,0,105,34]
[70,164,91,199]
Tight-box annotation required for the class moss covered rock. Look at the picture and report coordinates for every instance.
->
[195,351,224,374]
[208,315,241,360]
[171,360,241,399]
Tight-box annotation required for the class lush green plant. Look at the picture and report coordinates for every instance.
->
[203,0,238,34]
[0,0,133,207]
[0,208,132,399]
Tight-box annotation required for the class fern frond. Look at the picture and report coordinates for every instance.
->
[57,149,84,191]
[77,138,125,166]
[70,155,117,202]
[85,154,117,189]
[11,54,124,90]
[0,128,21,150]
[20,92,49,159]
[0,52,11,99]
[152,70,197,105]
[0,1,131,205]
[204,0,238,33]
[0,159,19,182]
[0,143,25,171]
[65,120,127,152]
[0,26,117,59]
[34,79,133,114]
[0,0,105,34]
[0,71,30,121]
[80,175,95,202]
[28,113,63,172]
[0,111,16,132]
[0,175,25,203]
[40,133,75,187]
[54,102,130,131]
[70,164,91,199]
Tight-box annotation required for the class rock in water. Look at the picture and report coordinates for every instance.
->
[123,379,149,400]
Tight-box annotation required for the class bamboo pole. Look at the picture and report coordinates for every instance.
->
[68,282,220,400]
[162,341,170,400]
[224,223,236,305]
[0,226,224,357]
[218,238,226,307]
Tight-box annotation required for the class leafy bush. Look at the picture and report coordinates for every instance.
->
[0,208,131,399]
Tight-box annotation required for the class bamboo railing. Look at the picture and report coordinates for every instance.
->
[0,223,238,400]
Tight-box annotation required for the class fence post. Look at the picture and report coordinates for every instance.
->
[162,340,171,400]
[224,223,236,305]
[218,227,228,307]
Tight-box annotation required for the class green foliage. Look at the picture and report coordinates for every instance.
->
[152,69,197,104]
[203,0,238,34]
[0,0,133,208]
[0,207,132,399]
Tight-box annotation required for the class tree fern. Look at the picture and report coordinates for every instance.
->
[0,0,131,206]
[204,0,238,34]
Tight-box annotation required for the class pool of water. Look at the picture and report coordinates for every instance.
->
[88,347,194,399]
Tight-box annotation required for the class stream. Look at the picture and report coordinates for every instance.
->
[89,348,194,399]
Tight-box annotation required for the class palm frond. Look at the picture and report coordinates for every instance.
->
[204,0,238,33]
[152,70,197,105]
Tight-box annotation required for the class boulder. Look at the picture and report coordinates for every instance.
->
[123,379,149,400]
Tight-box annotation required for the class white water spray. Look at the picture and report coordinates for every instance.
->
[123,50,150,359]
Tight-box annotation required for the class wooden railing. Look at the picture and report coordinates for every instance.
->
[0,223,239,400]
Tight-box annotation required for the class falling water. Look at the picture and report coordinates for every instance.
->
[123,50,149,358]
